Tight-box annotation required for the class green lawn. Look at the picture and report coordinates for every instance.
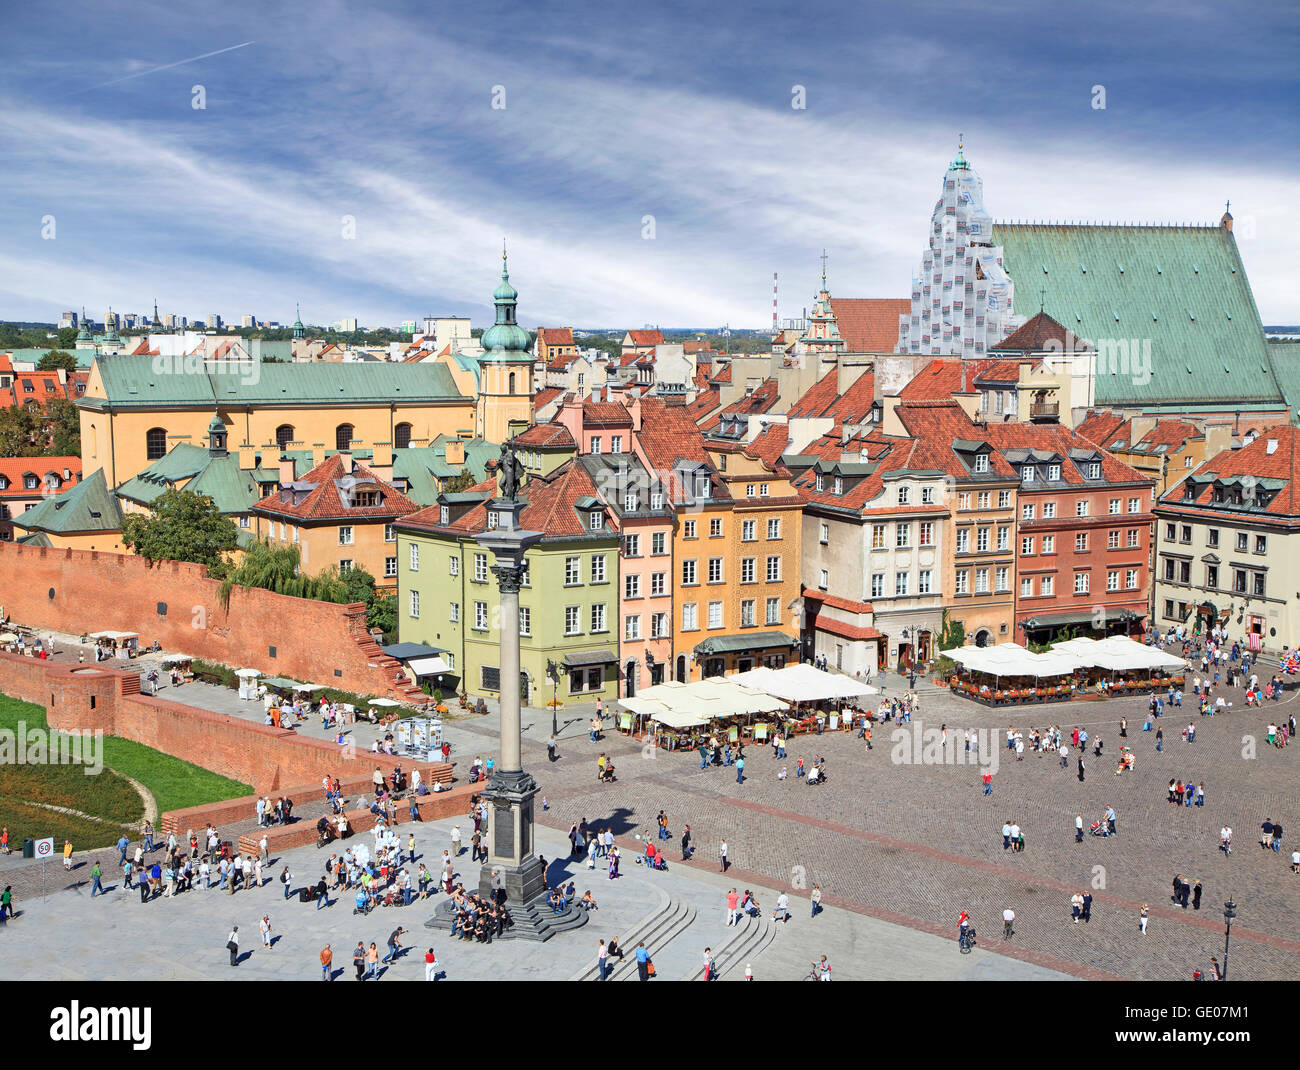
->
[0,695,250,847]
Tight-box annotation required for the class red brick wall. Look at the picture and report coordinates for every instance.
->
[0,542,400,696]
[1,653,452,798]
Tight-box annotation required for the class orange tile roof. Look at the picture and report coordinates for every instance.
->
[991,311,1091,353]
[625,329,664,347]
[972,359,1021,384]
[1162,424,1299,522]
[898,358,996,400]
[810,615,882,642]
[536,327,575,347]
[1076,410,1131,449]
[803,591,874,615]
[1135,420,1200,451]
[253,454,419,522]
[743,423,790,468]
[787,369,875,427]
[582,400,633,427]
[0,457,82,499]
[828,298,910,351]
[511,422,576,448]
[533,386,565,409]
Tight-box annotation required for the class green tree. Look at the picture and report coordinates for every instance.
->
[44,398,80,456]
[0,405,42,457]
[37,350,79,372]
[367,594,396,637]
[57,327,79,349]
[120,489,240,568]
[441,468,475,493]
[938,609,965,651]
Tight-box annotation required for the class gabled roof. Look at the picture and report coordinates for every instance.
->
[827,298,911,351]
[990,311,1090,353]
[511,422,576,449]
[1076,410,1131,450]
[582,400,633,427]
[992,222,1282,408]
[253,454,419,522]
[115,442,261,514]
[625,329,664,347]
[1132,420,1200,453]
[972,359,1022,384]
[0,456,81,497]
[536,327,575,348]
[898,358,996,400]
[13,468,123,534]
[787,368,876,427]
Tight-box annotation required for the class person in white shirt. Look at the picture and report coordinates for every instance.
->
[1220,826,1232,854]
[1002,908,1015,939]
[1001,821,1012,849]
[1009,823,1021,852]
[772,891,790,923]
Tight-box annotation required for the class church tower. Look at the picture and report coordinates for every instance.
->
[292,304,305,339]
[896,138,1024,356]
[475,245,535,443]
[794,250,846,362]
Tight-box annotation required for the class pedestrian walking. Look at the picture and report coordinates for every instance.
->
[280,865,292,900]
[259,915,272,950]
[1003,908,1015,939]
[1139,903,1148,934]
[982,770,993,795]
[1077,756,1085,782]
[1075,814,1084,843]
[735,756,745,784]
[719,838,728,872]
[811,884,823,918]
[89,861,104,897]
[1081,892,1092,923]
[227,926,240,967]
[320,943,332,980]
[681,824,693,861]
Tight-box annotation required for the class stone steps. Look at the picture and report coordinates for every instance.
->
[570,889,697,981]
[682,911,777,981]
[424,895,590,943]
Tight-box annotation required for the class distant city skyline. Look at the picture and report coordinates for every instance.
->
[0,1,1296,329]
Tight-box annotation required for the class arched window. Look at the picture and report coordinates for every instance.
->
[335,424,354,451]
[275,424,295,450]
[146,427,168,460]
[394,423,412,450]
[508,372,516,395]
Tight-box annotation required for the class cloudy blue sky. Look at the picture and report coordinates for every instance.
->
[1,0,1296,330]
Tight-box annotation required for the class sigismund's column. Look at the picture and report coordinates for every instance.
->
[474,497,546,906]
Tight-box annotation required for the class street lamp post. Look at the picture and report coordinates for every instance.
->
[546,658,559,736]
[1222,898,1235,980]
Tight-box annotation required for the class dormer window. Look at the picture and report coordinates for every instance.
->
[833,476,843,495]
[1047,463,1061,481]
[1022,467,1035,484]
[487,510,499,530]
[1088,462,1102,479]
[694,475,710,498]
[24,475,38,490]
[439,505,450,524]
[974,453,989,473]
[815,474,825,492]
[897,486,910,505]
[624,493,639,511]
[589,511,604,531]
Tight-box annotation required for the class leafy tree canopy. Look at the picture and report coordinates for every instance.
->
[120,488,240,568]
[37,350,79,372]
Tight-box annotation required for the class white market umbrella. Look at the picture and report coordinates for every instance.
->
[235,668,261,678]
[369,698,401,707]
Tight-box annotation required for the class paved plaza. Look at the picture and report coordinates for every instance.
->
[3,631,1297,980]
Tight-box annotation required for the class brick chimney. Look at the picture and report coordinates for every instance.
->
[339,451,354,475]
[445,439,466,466]
[278,456,296,485]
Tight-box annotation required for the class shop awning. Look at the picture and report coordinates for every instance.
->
[1021,608,1141,631]
[407,655,451,676]
[381,642,447,660]
[733,663,878,701]
[563,648,619,668]
[693,631,799,657]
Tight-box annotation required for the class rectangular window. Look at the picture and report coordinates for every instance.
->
[954,570,969,595]
[1021,536,1034,556]
[684,520,696,539]
[1207,528,1219,548]
[1021,504,1035,521]
[651,531,667,555]
[682,559,697,585]
[591,604,606,632]
[409,544,421,571]
[955,528,969,553]
[1129,497,1140,513]
[999,490,1011,508]
[919,522,934,547]
[447,554,457,577]
[384,556,397,578]
[449,601,459,623]
[1043,502,1056,519]
[742,520,756,542]
[895,572,910,596]
[897,486,910,505]
[1021,576,1033,598]
[996,525,1009,551]
[1108,498,1121,515]
[918,569,932,594]
[1107,570,1119,592]
[1127,528,1139,548]
[974,453,989,473]
[384,523,396,542]
[959,493,971,510]
[1074,572,1090,594]
[741,558,756,584]
[977,491,990,510]
[624,614,640,639]
[767,518,781,540]
[1108,530,1120,550]
[339,559,353,574]
[896,523,911,548]
[624,533,641,557]
[747,483,755,498]
[591,555,606,583]
[766,597,781,625]
[590,436,601,454]
[872,524,887,550]
[589,512,603,532]
[651,612,668,638]
[1126,569,1138,590]
[682,602,698,630]
[1075,499,1089,518]
[625,573,640,599]
[611,435,623,454]
[974,568,989,594]
[741,600,756,627]
[1042,534,1055,553]
[923,487,936,504]
[650,571,666,596]
[476,602,489,630]
[760,484,769,497]
[766,555,782,582]
[519,606,531,636]
[995,566,1009,592]
[1255,535,1267,554]
[475,553,489,583]
[408,590,420,619]
[1253,572,1265,597]
[819,522,830,545]
[870,573,884,598]
[1041,576,1053,596]
[707,601,723,629]
[1075,532,1088,552]
[707,557,723,583]
[1048,464,1061,482]
[565,606,580,635]
[976,527,989,552]
[338,526,353,546]
[1233,569,1247,594]
[565,556,580,585]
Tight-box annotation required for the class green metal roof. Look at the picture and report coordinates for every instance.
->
[392,437,495,506]
[1265,343,1300,418]
[114,442,261,514]
[992,223,1283,409]
[82,355,466,409]
[14,469,123,534]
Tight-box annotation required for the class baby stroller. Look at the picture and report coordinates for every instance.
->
[353,889,370,915]
[1089,820,1108,837]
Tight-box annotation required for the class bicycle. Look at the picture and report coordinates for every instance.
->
[804,960,831,981]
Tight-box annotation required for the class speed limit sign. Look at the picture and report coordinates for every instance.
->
[34,837,53,859]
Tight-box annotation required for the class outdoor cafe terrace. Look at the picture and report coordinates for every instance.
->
[944,637,1187,707]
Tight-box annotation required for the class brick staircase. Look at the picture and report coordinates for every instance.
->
[353,631,426,703]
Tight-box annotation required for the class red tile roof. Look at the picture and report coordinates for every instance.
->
[0,369,89,409]
[743,423,790,468]
[511,422,576,448]
[582,400,633,427]
[991,311,1091,353]
[972,359,1022,384]
[803,591,874,615]
[253,454,419,522]
[536,327,575,348]
[1135,420,1200,452]
[635,397,714,470]
[828,298,910,351]
[625,329,664,347]
[1076,410,1131,450]
[0,457,82,499]
[898,358,995,400]
[1162,425,1299,522]
[810,615,882,642]
[787,368,875,427]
